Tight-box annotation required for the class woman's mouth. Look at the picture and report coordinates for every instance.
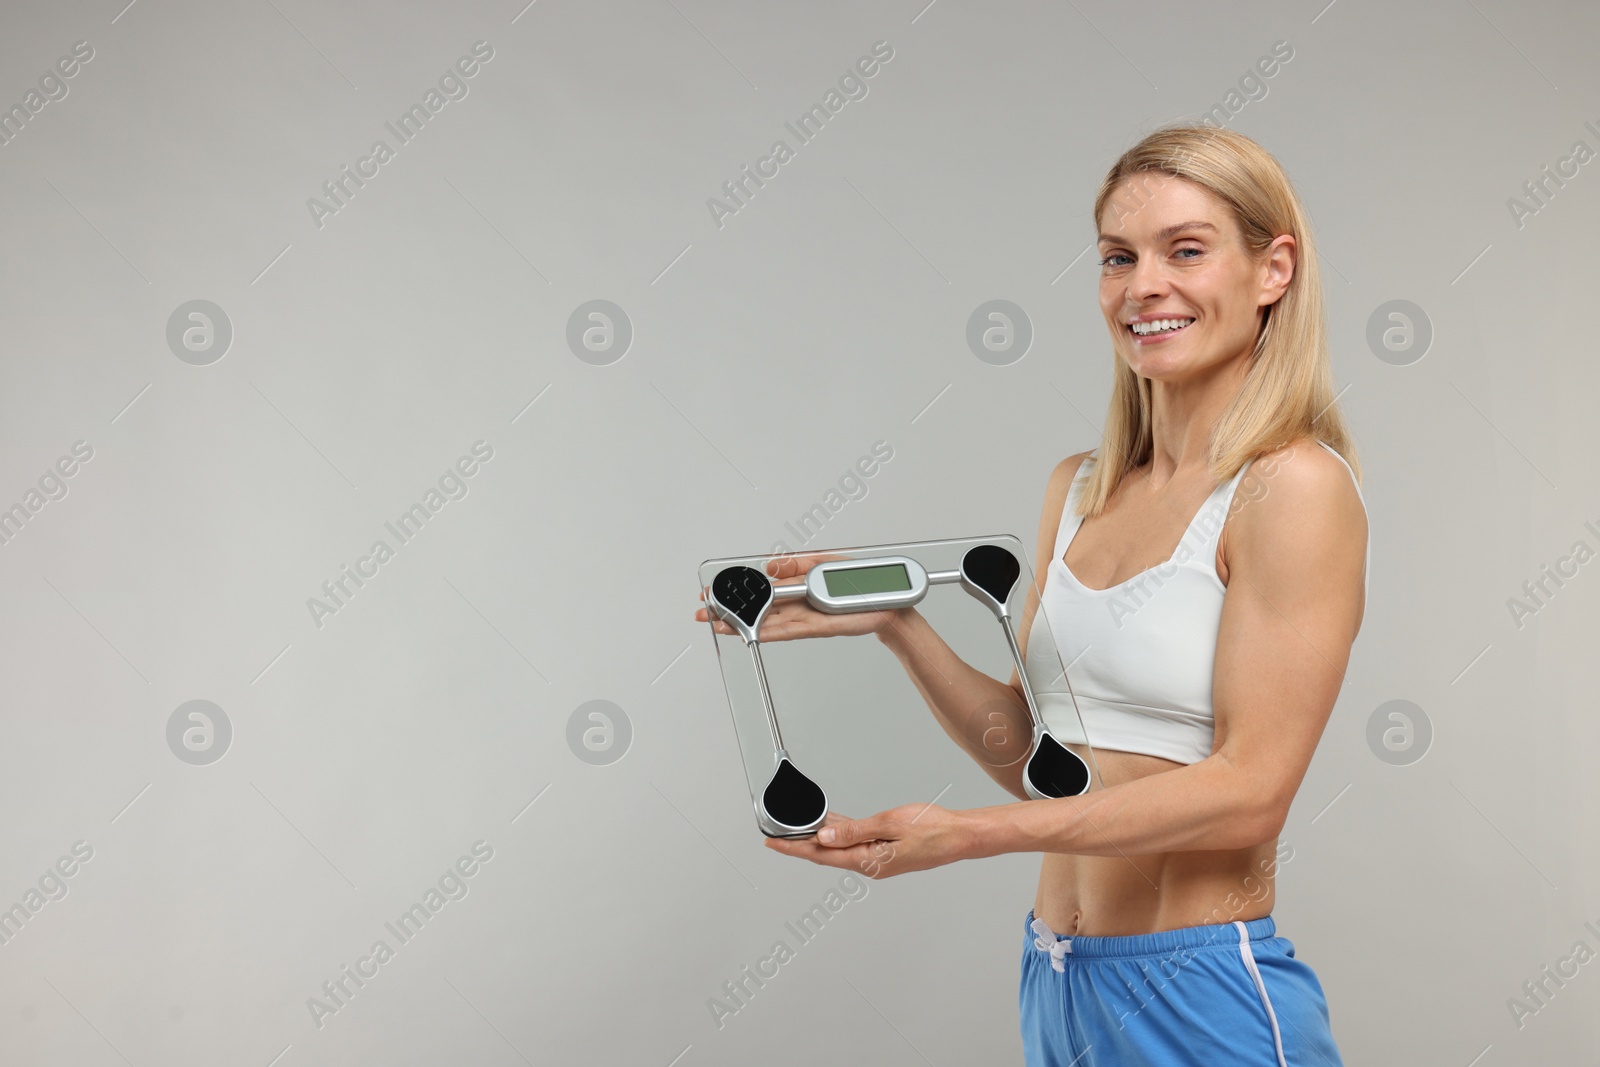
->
[1127,317,1194,345]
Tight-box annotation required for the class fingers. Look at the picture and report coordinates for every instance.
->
[821,809,896,847]
[764,552,847,581]
[817,816,861,846]
[692,606,735,634]
[697,555,850,634]
[765,837,876,871]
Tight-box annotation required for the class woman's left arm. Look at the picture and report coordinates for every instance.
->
[770,441,1368,876]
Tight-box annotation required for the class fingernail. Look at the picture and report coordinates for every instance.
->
[818,828,835,844]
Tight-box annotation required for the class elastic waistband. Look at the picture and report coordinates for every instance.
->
[1025,908,1276,959]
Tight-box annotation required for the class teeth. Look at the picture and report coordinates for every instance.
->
[1131,318,1194,335]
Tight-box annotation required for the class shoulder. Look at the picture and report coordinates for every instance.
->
[1041,450,1095,514]
[1047,450,1095,494]
[1243,438,1362,519]
[1230,437,1367,574]
[1033,450,1095,555]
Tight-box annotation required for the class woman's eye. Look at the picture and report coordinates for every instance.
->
[1175,247,1202,259]
[1099,253,1131,268]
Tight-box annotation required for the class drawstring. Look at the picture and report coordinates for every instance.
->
[1030,916,1072,972]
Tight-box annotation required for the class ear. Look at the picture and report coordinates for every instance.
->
[1259,233,1296,307]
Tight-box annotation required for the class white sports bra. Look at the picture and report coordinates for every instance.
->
[1021,440,1368,765]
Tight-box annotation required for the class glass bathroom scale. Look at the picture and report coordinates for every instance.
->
[698,534,1102,839]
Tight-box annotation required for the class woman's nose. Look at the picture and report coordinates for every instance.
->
[1125,261,1168,301]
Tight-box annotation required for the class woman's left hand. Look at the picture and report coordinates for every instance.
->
[764,803,979,878]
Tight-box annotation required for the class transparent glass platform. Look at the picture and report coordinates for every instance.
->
[698,534,1102,839]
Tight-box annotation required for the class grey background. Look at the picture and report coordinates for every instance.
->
[0,0,1596,1063]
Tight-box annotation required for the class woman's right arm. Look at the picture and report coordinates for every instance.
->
[874,607,1033,799]
[875,450,1091,801]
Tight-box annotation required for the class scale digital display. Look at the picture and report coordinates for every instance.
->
[823,562,912,598]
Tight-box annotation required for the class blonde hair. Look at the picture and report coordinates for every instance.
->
[1076,123,1360,517]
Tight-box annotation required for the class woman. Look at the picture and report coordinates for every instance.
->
[697,124,1367,1065]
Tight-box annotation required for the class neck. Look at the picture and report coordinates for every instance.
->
[1142,349,1253,487]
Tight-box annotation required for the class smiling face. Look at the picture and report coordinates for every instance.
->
[1096,172,1291,383]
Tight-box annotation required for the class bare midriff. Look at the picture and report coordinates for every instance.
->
[1031,745,1277,937]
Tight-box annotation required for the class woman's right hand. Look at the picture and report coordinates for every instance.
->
[693,552,911,643]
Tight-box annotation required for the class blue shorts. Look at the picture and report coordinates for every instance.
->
[1019,909,1344,1066]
